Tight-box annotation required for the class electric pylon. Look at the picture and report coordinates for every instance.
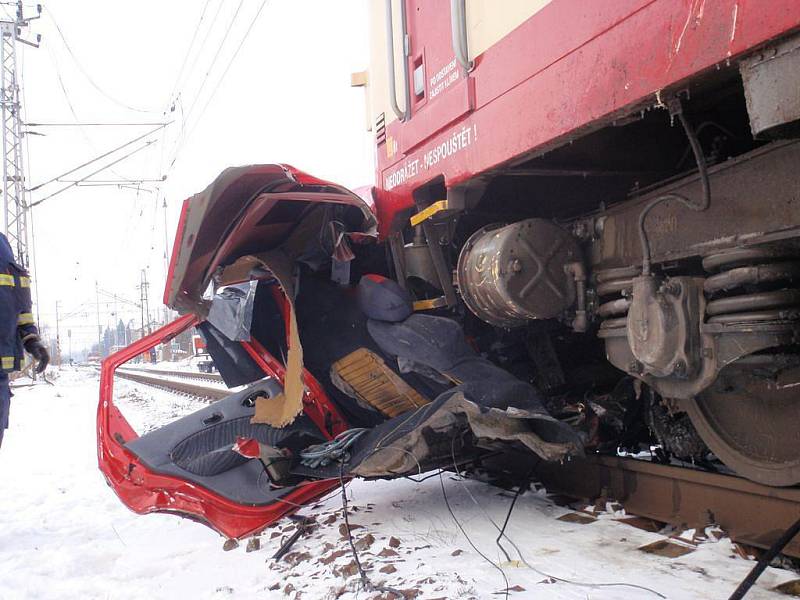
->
[1,1,40,267]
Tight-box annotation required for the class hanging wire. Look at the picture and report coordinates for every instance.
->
[448,445,666,598]
[337,461,405,598]
[438,467,510,600]
[164,0,213,110]
[169,0,245,156]
[46,7,161,114]
[167,0,268,172]
[168,0,225,114]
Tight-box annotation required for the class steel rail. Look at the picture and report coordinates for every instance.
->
[535,454,800,558]
[118,366,223,383]
[114,369,228,400]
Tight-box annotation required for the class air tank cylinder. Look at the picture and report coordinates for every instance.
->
[456,219,581,328]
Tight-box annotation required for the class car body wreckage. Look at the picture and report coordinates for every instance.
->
[97,165,582,539]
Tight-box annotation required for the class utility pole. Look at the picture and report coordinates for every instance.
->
[54,299,61,367]
[0,1,40,267]
[162,196,170,324]
[95,280,102,357]
[138,269,150,335]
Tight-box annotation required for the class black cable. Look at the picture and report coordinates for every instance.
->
[438,468,510,600]
[495,465,536,562]
[638,102,711,275]
[729,515,800,600]
[403,471,441,483]
[337,462,404,598]
[449,448,665,598]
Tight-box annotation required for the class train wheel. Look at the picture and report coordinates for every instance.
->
[683,357,800,486]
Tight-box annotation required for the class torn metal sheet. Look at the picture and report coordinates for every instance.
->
[351,391,582,478]
[249,250,305,428]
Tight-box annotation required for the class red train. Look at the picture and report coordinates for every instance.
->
[99,1,800,538]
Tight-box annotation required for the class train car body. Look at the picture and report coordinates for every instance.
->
[98,1,800,538]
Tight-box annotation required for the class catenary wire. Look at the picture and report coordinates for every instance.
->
[46,7,161,114]
[165,0,213,110]
[169,0,245,154]
[168,0,267,171]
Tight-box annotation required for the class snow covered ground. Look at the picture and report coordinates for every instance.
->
[0,368,797,599]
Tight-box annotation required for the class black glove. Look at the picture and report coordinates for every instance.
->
[23,335,49,373]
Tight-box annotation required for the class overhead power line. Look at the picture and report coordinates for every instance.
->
[166,0,213,108]
[30,141,156,207]
[169,0,268,171]
[26,122,169,127]
[28,123,169,192]
[177,0,245,134]
[46,6,161,114]
[171,0,225,111]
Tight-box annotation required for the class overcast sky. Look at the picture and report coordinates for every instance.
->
[16,0,373,352]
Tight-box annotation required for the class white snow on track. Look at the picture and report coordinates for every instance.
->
[0,368,796,599]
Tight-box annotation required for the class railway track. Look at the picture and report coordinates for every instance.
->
[119,366,223,383]
[115,368,228,400]
[536,454,800,560]
[116,369,800,562]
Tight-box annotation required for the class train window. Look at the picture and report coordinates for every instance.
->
[413,57,425,98]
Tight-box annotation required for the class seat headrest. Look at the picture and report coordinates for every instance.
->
[357,274,413,322]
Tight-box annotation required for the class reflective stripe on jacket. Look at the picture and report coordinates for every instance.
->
[0,234,38,374]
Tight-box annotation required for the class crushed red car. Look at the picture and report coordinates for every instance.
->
[97,165,581,539]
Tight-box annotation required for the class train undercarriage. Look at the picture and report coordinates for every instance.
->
[384,52,800,486]
[389,53,800,486]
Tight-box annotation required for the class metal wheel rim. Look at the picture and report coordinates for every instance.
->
[683,361,800,487]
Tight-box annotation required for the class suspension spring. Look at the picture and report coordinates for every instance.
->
[595,266,639,329]
[703,246,800,324]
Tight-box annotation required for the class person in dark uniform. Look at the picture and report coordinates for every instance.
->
[0,233,49,448]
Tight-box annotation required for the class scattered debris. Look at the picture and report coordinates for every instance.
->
[222,539,239,552]
[556,512,596,525]
[320,550,348,565]
[246,537,261,553]
[354,533,376,551]
[339,523,364,538]
[774,579,800,596]
[639,539,696,558]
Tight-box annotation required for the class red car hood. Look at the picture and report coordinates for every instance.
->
[164,164,377,312]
